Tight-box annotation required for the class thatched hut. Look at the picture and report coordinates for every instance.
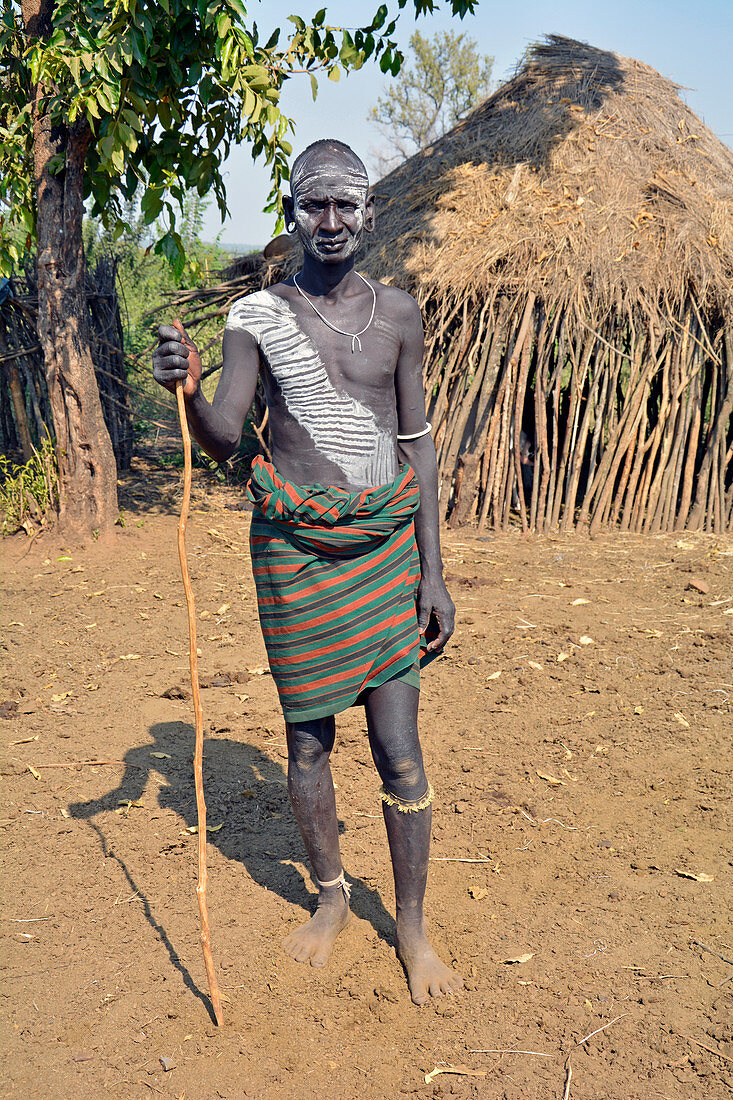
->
[361,35,733,532]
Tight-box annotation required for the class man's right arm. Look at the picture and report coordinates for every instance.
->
[153,323,260,464]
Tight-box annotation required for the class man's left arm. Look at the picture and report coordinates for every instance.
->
[394,294,455,653]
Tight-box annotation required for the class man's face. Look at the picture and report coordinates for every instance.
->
[289,151,373,264]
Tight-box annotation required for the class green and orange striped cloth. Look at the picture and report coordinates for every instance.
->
[246,456,422,722]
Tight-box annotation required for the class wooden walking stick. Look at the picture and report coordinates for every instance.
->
[173,321,224,1026]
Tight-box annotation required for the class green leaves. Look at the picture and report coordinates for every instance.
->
[140,186,164,221]
[154,228,186,281]
[226,0,249,19]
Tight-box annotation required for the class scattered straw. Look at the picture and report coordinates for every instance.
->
[33,760,142,769]
[691,939,733,966]
[468,1048,552,1057]
[424,1066,487,1084]
[571,1014,629,1051]
[681,1036,733,1065]
[562,1013,629,1099]
[430,856,495,863]
[562,1060,573,1100]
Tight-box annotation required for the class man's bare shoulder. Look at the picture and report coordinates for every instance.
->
[229,286,284,310]
[226,286,293,331]
[369,281,422,326]
[370,281,419,310]
[257,280,295,303]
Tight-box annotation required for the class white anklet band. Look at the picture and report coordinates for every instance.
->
[397,421,432,442]
[316,871,351,900]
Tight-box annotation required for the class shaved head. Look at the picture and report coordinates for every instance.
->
[290,140,369,201]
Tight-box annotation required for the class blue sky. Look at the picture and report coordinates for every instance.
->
[203,0,733,246]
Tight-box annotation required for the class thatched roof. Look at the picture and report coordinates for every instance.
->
[361,35,733,320]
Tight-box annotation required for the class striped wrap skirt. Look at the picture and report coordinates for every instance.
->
[246,456,422,722]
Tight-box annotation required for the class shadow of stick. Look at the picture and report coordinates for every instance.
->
[86,819,218,1025]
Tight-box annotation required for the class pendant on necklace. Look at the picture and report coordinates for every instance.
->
[293,271,375,356]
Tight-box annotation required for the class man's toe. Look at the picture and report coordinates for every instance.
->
[310,938,333,968]
[409,980,429,1005]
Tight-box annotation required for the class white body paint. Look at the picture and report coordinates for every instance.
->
[226,290,394,485]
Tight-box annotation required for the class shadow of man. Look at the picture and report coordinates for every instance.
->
[69,721,394,1013]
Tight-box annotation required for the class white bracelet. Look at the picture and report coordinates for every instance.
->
[397,421,432,442]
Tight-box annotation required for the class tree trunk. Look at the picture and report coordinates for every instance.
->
[22,0,118,538]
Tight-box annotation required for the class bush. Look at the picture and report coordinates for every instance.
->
[0,433,59,534]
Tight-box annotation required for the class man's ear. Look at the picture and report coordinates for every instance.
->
[282,194,295,230]
[363,192,376,234]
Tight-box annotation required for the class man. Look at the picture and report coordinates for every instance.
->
[153,139,462,1004]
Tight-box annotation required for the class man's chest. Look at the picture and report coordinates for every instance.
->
[259,299,402,398]
[255,297,400,484]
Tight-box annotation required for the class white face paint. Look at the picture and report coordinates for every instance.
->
[291,153,370,264]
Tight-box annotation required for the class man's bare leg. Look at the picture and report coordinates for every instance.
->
[364,678,463,1004]
[282,716,350,967]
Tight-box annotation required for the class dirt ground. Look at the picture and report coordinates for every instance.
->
[1,455,731,1100]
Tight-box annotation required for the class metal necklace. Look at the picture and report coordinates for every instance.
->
[293,271,376,353]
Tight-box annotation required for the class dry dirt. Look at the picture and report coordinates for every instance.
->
[1,456,732,1100]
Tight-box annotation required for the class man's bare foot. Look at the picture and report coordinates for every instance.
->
[396,922,463,1005]
[282,888,350,968]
